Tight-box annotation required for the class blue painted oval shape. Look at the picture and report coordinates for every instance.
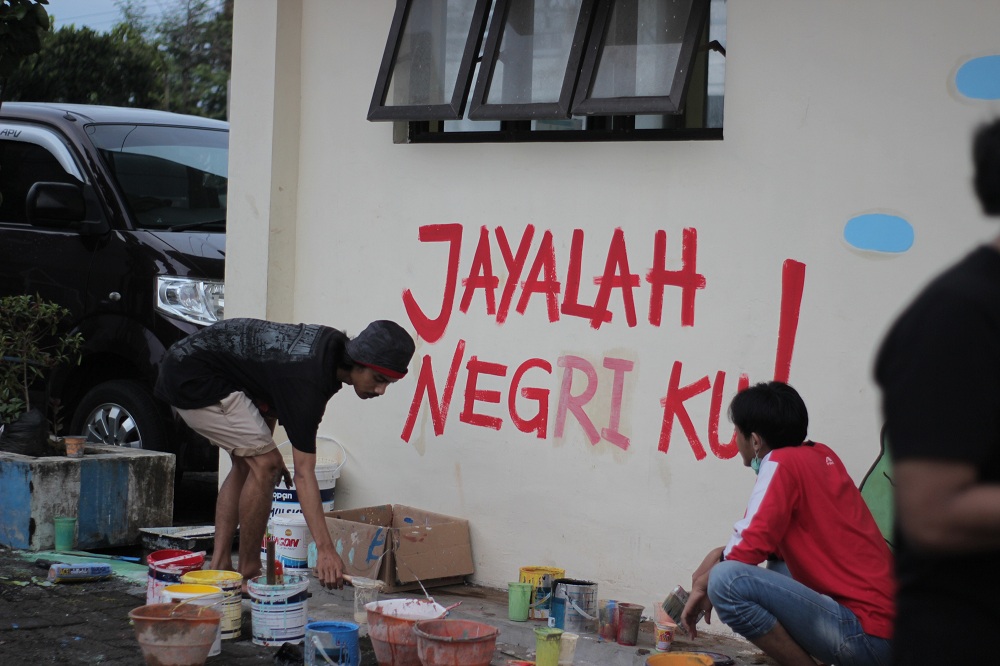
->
[956,55,1000,100]
[844,214,913,253]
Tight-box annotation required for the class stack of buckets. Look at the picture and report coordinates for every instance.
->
[141,437,346,654]
[144,549,243,644]
[161,583,226,657]
[181,570,244,641]
[264,437,345,570]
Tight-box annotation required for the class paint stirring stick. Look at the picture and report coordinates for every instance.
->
[266,537,276,585]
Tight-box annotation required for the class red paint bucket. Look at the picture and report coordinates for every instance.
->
[145,549,205,605]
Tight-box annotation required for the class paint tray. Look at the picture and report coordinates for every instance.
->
[139,526,220,553]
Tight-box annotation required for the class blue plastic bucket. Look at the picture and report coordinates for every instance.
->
[304,621,360,666]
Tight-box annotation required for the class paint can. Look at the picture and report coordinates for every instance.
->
[304,621,361,666]
[161,583,224,657]
[558,631,579,665]
[269,437,344,520]
[616,602,644,646]
[145,549,204,605]
[508,581,532,621]
[519,566,565,620]
[552,578,598,634]
[248,573,310,646]
[351,576,384,625]
[261,513,313,569]
[654,621,676,652]
[181,569,243,640]
[533,626,563,666]
[598,599,618,641]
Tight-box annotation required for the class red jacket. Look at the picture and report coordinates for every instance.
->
[723,442,895,639]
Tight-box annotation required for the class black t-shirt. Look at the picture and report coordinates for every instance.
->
[874,245,1000,660]
[155,318,346,454]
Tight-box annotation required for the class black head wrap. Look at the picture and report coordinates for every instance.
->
[345,320,415,378]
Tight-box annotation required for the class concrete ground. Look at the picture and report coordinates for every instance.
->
[315,578,776,666]
[0,472,776,665]
[0,545,774,665]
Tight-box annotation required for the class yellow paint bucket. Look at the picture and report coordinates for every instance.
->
[181,570,243,640]
[518,566,565,620]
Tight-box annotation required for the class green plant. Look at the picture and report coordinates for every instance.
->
[0,294,82,425]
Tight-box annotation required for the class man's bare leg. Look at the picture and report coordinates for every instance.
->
[209,453,249,571]
[750,621,819,666]
[236,449,284,584]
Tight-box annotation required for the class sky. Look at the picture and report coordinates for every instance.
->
[42,0,168,32]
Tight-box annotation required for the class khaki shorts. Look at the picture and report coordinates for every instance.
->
[175,391,277,457]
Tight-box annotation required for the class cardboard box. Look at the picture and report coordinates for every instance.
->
[324,504,473,593]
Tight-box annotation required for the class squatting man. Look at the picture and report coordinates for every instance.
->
[680,382,894,666]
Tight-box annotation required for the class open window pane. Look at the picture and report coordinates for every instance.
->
[469,0,593,120]
[572,0,709,115]
[369,0,491,121]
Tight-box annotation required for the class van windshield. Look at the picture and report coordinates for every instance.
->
[88,124,228,232]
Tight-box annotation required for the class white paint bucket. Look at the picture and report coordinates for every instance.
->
[181,570,243,640]
[265,513,313,569]
[248,573,310,646]
[270,437,345,520]
[161,583,224,657]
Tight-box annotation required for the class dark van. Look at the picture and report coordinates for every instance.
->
[0,103,227,472]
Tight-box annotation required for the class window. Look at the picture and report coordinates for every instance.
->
[0,129,83,224]
[90,124,229,232]
[369,0,726,142]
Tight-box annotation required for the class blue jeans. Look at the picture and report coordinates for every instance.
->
[708,561,891,666]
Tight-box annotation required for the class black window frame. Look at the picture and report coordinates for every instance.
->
[571,0,710,116]
[367,0,493,121]
[467,0,597,121]
[369,0,725,143]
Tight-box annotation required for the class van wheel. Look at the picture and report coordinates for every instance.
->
[70,380,171,453]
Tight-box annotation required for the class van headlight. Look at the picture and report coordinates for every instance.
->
[156,277,225,325]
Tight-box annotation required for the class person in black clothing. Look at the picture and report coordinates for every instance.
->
[874,118,1000,665]
[155,318,415,590]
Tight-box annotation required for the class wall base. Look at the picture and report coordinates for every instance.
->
[0,445,175,550]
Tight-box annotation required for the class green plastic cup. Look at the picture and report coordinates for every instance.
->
[54,516,76,551]
[508,582,532,621]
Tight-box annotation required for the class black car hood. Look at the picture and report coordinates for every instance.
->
[145,231,226,279]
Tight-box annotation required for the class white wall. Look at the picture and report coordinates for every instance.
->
[228,0,1000,610]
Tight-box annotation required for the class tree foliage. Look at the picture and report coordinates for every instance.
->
[0,0,49,97]
[157,0,232,119]
[2,0,233,119]
[3,24,161,106]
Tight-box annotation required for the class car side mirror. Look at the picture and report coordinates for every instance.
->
[27,181,87,226]
[26,181,109,235]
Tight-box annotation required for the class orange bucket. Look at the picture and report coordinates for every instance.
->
[129,602,221,666]
[365,599,449,666]
[645,653,715,665]
[414,619,499,666]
